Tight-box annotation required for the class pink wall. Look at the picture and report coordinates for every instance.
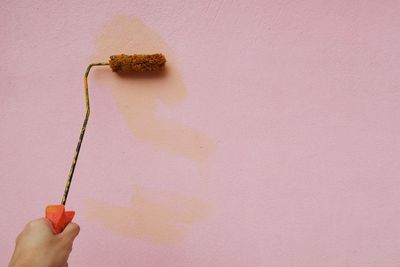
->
[2,0,400,266]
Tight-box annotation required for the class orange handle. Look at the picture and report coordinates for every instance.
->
[45,205,75,234]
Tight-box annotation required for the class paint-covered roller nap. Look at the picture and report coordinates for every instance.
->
[109,54,166,73]
[46,53,167,234]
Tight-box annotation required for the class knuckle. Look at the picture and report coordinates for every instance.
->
[27,218,44,228]
[69,223,80,234]
[25,220,37,230]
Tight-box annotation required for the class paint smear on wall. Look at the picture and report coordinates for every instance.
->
[91,16,213,163]
[86,186,209,243]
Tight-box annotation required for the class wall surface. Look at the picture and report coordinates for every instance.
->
[1,0,400,266]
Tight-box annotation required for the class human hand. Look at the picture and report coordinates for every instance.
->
[9,218,80,267]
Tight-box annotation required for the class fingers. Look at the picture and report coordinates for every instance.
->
[60,222,80,242]
[28,218,51,228]
[25,218,54,235]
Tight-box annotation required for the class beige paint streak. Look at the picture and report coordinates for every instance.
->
[91,16,213,162]
[86,186,209,243]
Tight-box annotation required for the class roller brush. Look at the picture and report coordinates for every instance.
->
[46,53,166,234]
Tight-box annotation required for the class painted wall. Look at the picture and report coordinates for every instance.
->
[1,1,400,266]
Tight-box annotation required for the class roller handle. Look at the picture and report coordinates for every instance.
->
[45,205,75,234]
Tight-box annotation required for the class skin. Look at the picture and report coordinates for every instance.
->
[9,219,80,267]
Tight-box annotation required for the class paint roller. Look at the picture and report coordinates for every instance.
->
[45,53,167,234]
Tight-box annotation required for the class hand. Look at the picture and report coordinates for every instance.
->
[9,218,80,267]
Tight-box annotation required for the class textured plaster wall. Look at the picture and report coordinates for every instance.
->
[1,1,400,266]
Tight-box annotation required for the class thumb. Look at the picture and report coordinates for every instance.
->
[60,222,80,241]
